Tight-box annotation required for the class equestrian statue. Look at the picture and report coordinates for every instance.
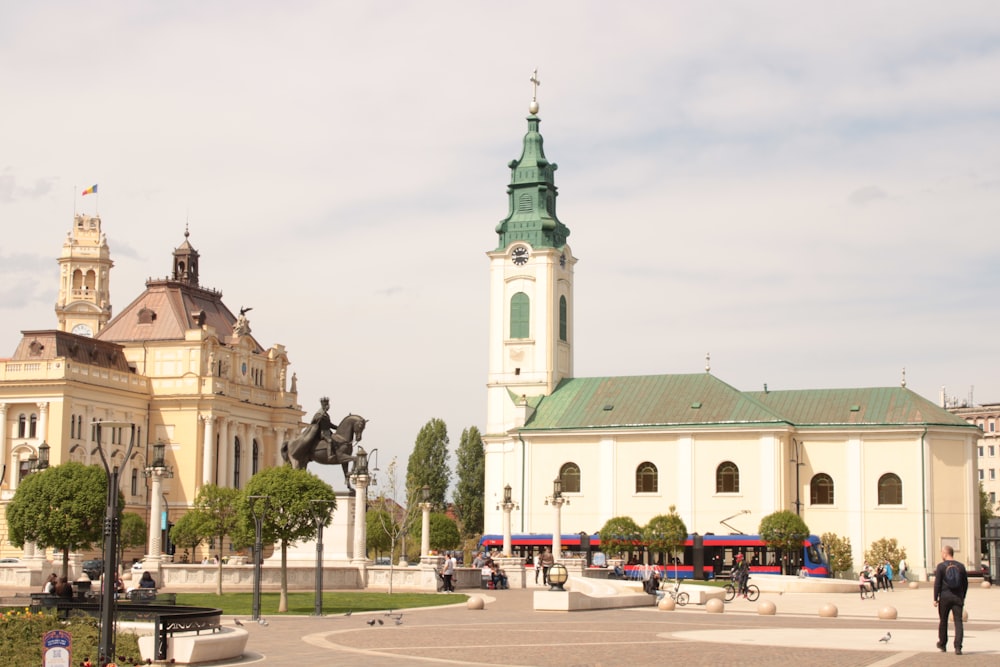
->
[281,397,368,495]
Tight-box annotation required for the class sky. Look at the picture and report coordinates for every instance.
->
[2,2,999,497]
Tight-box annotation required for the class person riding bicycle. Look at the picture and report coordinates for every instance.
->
[733,553,750,597]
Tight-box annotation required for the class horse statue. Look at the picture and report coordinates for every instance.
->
[281,413,368,495]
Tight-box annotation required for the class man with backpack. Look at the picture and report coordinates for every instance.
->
[933,545,968,655]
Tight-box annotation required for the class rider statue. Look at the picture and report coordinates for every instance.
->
[311,397,338,460]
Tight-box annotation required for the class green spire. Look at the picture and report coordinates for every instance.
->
[495,110,570,250]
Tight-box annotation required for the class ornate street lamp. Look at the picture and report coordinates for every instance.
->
[247,495,270,622]
[545,478,569,562]
[310,499,336,616]
[144,441,174,563]
[36,441,50,470]
[496,484,519,557]
[92,420,138,667]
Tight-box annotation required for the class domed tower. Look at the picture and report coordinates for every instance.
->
[55,214,114,337]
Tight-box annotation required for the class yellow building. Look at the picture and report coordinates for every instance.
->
[483,100,982,579]
[0,215,303,566]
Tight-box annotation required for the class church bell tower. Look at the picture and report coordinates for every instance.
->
[486,73,576,436]
[55,214,114,337]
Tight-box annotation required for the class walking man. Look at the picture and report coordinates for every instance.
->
[933,545,968,655]
[539,547,555,585]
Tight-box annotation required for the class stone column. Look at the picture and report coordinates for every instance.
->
[37,402,49,443]
[0,403,7,480]
[502,503,515,556]
[350,473,370,566]
[420,501,432,558]
[201,416,216,486]
[551,497,566,559]
[146,471,164,563]
[217,420,229,487]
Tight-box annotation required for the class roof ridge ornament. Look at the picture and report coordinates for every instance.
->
[529,68,540,115]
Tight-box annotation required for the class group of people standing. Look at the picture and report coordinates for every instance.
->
[858,560,895,598]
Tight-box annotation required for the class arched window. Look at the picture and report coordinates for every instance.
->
[252,440,260,476]
[559,462,581,493]
[559,295,568,342]
[233,438,242,489]
[69,445,86,464]
[877,473,902,505]
[716,461,740,493]
[810,473,834,505]
[18,414,26,438]
[510,292,530,339]
[636,462,658,493]
[29,414,37,438]
[131,468,139,497]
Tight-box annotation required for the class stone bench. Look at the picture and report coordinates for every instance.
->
[138,626,248,665]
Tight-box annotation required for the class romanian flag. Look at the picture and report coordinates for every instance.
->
[82,184,98,196]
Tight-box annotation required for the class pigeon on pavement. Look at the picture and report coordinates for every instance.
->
[879,632,891,643]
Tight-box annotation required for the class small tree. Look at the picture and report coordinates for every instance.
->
[981,482,996,542]
[6,462,113,579]
[820,532,853,578]
[864,537,907,574]
[645,506,687,580]
[758,510,809,575]
[119,512,148,567]
[170,511,208,564]
[239,467,337,612]
[192,484,242,595]
[411,512,462,554]
[598,516,642,561]
[369,458,421,593]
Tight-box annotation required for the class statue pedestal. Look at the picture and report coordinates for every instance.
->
[268,492,355,563]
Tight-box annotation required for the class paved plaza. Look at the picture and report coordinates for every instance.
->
[207,581,1000,666]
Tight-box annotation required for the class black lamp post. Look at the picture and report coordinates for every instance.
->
[310,499,335,616]
[248,495,269,622]
[37,441,50,470]
[93,421,137,667]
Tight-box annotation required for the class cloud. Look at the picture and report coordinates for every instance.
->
[848,186,889,206]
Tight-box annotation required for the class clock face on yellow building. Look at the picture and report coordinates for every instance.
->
[71,323,93,337]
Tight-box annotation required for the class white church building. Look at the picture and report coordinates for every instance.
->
[482,96,981,580]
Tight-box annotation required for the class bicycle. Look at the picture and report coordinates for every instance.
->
[723,577,759,602]
[659,580,689,606]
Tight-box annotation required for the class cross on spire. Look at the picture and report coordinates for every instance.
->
[529,68,541,114]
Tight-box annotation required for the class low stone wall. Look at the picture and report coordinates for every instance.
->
[160,563,364,591]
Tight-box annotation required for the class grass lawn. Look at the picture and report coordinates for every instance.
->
[173,591,466,616]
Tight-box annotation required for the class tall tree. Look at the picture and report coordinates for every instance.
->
[758,510,810,575]
[405,418,451,509]
[192,484,243,595]
[644,506,687,579]
[820,532,853,578]
[6,462,113,578]
[453,426,484,538]
[238,467,336,612]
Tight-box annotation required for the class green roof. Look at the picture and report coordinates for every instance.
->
[494,113,570,251]
[520,375,977,432]
[522,374,788,431]
[744,387,974,428]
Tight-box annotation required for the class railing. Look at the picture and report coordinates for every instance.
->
[28,598,222,661]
